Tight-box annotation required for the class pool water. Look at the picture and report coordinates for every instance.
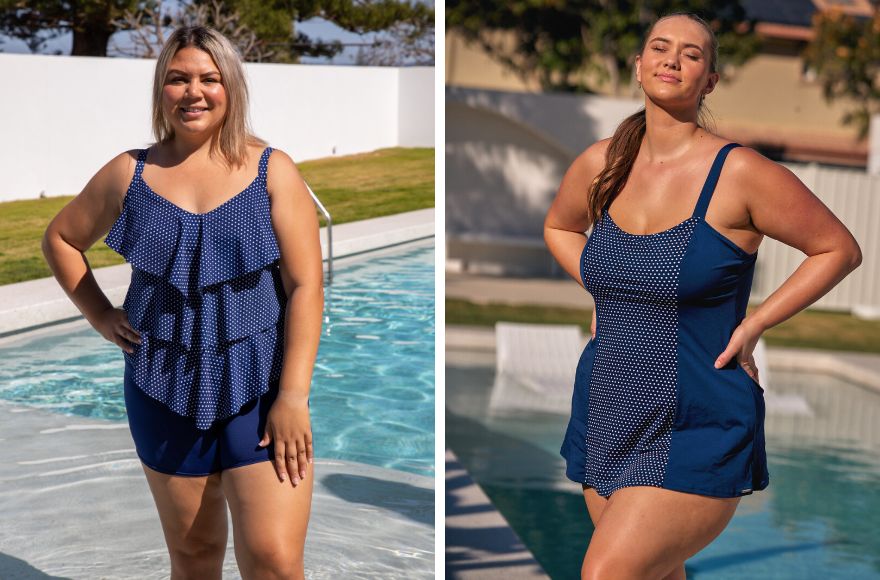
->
[0,242,435,477]
[447,349,880,579]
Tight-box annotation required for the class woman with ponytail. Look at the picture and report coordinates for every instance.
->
[544,12,862,579]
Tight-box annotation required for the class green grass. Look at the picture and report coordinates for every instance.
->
[0,147,434,285]
[446,298,880,354]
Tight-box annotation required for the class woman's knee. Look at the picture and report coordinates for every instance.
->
[582,551,670,580]
[168,537,226,578]
[240,541,304,579]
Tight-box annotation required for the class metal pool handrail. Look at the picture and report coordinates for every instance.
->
[305,182,333,285]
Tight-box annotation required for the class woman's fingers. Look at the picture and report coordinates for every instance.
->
[273,442,289,482]
[306,436,314,465]
[285,447,300,485]
[296,442,308,480]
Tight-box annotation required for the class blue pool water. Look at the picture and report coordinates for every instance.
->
[447,349,880,579]
[0,242,434,477]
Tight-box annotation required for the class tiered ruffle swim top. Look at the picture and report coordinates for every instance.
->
[105,146,288,430]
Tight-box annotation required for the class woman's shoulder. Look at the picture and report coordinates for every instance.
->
[568,138,611,174]
[91,148,143,201]
[262,145,302,181]
[720,141,791,184]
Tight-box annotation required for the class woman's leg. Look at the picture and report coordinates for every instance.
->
[582,486,688,580]
[580,485,739,580]
[221,460,313,580]
[141,464,229,580]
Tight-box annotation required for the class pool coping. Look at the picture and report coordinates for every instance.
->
[446,449,549,579]
[446,324,880,395]
[0,208,434,338]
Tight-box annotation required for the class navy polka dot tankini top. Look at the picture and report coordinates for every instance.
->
[104,146,287,430]
[560,143,770,499]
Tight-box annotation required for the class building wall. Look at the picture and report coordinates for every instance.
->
[446,30,868,165]
[446,88,879,311]
[0,53,434,201]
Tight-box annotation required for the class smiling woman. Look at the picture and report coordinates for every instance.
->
[542,11,862,580]
[41,25,323,580]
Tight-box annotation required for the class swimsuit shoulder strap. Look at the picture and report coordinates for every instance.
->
[692,142,741,220]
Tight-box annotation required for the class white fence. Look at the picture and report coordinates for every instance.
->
[446,87,880,312]
[0,53,434,201]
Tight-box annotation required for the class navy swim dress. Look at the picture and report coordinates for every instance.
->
[560,142,770,499]
[104,146,289,475]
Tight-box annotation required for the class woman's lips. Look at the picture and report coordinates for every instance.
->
[180,107,208,118]
[656,74,681,83]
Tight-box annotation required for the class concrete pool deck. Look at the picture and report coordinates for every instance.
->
[0,208,434,337]
[446,449,548,579]
[0,210,436,578]
[0,397,433,579]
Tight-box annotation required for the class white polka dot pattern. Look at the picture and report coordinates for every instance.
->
[104,146,288,430]
[579,210,697,497]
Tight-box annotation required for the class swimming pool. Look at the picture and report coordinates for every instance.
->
[447,348,880,579]
[0,242,434,477]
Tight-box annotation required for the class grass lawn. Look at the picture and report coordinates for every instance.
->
[446,298,880,354]
[0,147,433,285]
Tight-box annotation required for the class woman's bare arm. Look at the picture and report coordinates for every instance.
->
[260,148,324,485]
[41,151,141,352]
[714,147,862,369]
[731,148,862,335]
[544,139,610,286]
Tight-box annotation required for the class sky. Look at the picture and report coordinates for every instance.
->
[0,1,434,65]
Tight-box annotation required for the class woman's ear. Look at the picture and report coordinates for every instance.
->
[703,71,720,96]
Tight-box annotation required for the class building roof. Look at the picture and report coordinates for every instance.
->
[741,0,817,27]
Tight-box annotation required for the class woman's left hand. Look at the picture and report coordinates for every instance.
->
[258,391,313,486]
[714,318,764,384]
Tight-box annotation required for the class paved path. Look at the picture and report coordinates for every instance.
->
[446,273,593,310]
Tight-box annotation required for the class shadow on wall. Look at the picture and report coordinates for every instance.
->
[446,101,573,240]
[445,88,640,276]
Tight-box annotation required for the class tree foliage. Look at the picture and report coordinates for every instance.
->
[0,0,434,64]
[446,0,760,93]
[804,8,880,139]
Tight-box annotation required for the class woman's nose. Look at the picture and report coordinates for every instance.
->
[185,81,204,97]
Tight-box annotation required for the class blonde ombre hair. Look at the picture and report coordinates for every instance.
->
[151,25,266,169]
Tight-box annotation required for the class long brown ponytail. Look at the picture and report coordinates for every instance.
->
[586,12,719,226]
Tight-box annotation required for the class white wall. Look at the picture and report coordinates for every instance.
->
[398,67,434,147]
[0,54,434,201]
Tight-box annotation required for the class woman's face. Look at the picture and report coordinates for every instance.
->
[161,46,227,138]
[635,16,718,111]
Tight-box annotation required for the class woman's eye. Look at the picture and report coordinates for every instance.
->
[652,46,665,52]
[687,54,700,60]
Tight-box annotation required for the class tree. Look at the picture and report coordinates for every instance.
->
[803,8,880,139]
[355,19,435,65]
[0,0,151,56]
[0,0,434,63]
[446,0,760,94]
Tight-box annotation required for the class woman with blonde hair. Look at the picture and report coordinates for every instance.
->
[545,12,862,579]
[42,25,322,578]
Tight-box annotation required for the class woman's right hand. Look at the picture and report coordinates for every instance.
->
[94,307,141,353]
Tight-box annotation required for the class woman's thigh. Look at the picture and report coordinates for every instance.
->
[582,484,609,526]
[141,465,229,557]
[220,460,313,571]
[583,485,740,579]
